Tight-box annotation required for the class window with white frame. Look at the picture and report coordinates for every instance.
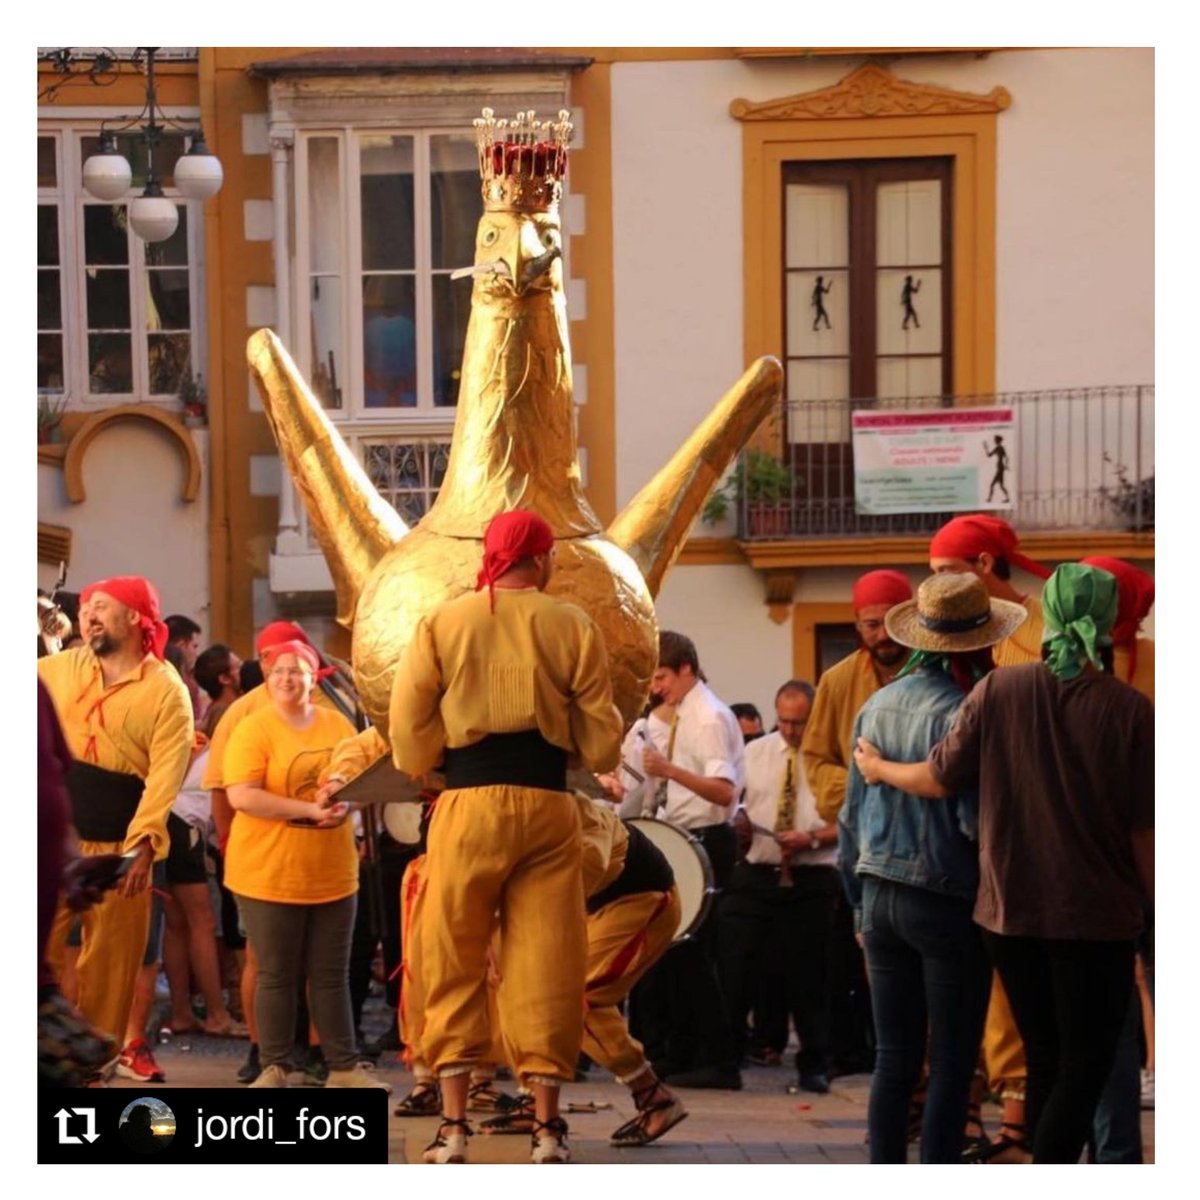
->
[295,127,479,419]
[36,124,205,405]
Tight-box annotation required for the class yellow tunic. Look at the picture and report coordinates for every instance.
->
[802,649,883,824]
[389,586,623,776]
[993,595,1044,667]
[1115,636,1154,703]
[223,705,358,904]
[37,646,194,857]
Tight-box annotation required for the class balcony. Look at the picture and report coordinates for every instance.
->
[729,385,1154,542]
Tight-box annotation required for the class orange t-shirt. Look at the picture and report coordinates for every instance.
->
[223,705,358,904]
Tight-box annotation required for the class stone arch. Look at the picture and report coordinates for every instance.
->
[63,405,201,504]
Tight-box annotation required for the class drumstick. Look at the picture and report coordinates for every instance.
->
[619,758,645,783]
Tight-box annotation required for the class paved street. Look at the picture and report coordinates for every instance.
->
[112,1028,1155,1165]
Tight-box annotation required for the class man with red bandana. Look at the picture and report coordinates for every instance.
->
[38,576,194,1044]
[1081,556,1154,701]
[801,570,914,825]
[929,515,1052,667]
[389,510,623,1164]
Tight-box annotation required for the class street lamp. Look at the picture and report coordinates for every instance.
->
[73,47,223,242]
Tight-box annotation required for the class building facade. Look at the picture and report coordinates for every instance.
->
[37,46,1153,710]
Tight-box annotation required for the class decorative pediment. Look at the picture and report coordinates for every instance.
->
[731,63,1011,121]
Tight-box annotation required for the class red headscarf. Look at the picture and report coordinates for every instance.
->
[475,511,555,610]
[260,639,322,677]
[80,576,169,661]
[852,569,913,613]
[1080,556,1154,682]
[255,621,337,681]
[929,514,1051,580]
[256,620,311,656]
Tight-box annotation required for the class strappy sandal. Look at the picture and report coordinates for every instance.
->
[394,1079,442,1117]
[479,1091,536,1135]
[965,1123,1030,1164]
[610,1080,689,1147]
[530,1115,571,1163]
[467,1080,522,1112]
[422,1115,472,1164]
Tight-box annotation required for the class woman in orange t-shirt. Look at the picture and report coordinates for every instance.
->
[224,640,384,1090]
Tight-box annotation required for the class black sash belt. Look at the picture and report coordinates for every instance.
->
[587,822,675,914]
[442,730,567,792]
[65,760,143,843]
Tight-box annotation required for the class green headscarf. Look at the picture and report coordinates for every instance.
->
[1041,563,1119,680]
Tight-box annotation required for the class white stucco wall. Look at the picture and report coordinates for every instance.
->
[38,425,212,635]
[609,48,1154,516]
[654,562,793,719]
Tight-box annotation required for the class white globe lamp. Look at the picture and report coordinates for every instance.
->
[129,181,179,243]
[174,131,224,201]
[81,133,132,201]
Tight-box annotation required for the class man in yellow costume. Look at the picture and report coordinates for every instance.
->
[928,514,1053,1161]
[39,575,194,1044]
[389,509,624,1164]
[802,570,914,825]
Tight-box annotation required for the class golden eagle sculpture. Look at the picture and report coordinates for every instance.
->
[248,108,782,732]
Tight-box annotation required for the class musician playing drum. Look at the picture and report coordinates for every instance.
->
[634,631,745,1091]
[719,679,840,1096]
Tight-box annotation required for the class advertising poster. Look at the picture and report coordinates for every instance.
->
[852,407,1016,515]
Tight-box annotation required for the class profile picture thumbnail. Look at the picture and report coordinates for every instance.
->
[119,1097,176,1154]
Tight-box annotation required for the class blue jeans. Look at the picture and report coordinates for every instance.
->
[861,876,991,1163]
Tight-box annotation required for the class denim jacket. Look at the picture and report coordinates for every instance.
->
[837,667,979,930]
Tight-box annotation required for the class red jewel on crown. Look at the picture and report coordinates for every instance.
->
[474,108,572,212]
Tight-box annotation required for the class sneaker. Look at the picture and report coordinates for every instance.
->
[422,1117,471,1164]
[1141,1069,1155,1110]
[531,1116,571,1164]
[249,1064,290,1088]
[362,1023,403,1060]
[798,1072,830,1095]
[326,1063,392,1092]
[301,1047,329,1087]
[115,1037,165,1083]
[236,1043,262,1085]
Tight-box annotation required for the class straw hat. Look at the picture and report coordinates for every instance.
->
[885,573,1028,653]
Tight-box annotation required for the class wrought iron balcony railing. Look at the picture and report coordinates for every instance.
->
[729,385,1153,541]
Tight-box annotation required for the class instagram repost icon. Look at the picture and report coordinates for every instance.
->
[119,1097,176,1154]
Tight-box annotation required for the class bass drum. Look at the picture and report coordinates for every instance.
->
[627,818,714,943]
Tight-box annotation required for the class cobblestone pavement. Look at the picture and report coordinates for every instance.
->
[115,1019,1155,1165]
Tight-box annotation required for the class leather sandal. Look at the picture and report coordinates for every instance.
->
[610,1080,689,1147]
[965,1123,1030,1164]
[394,1079,441,1117]
[467,1080,522,1112]
[478,1092,536,1135]
[530,1115,571,1163]
[422,1115,472,1164]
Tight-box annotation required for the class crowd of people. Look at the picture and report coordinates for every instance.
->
[36,509,1154,1166]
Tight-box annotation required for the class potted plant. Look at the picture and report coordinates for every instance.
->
[179,372,208,427]
[1098,452,1154,532]
[701,449,798,537]
[37,394,67,444]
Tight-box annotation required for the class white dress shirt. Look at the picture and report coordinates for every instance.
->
[660,681,745,831]
[742,730,837,867]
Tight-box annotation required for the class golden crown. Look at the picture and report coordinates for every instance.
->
[474,107,572,212]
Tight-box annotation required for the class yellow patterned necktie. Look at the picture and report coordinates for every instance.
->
[775,747,798,834]
[655,712,678,809]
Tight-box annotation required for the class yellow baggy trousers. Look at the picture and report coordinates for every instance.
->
[419,786,586,1084]
[45,838,152,1043]
[983,970,1027,1101]
[580,887,681,1081]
